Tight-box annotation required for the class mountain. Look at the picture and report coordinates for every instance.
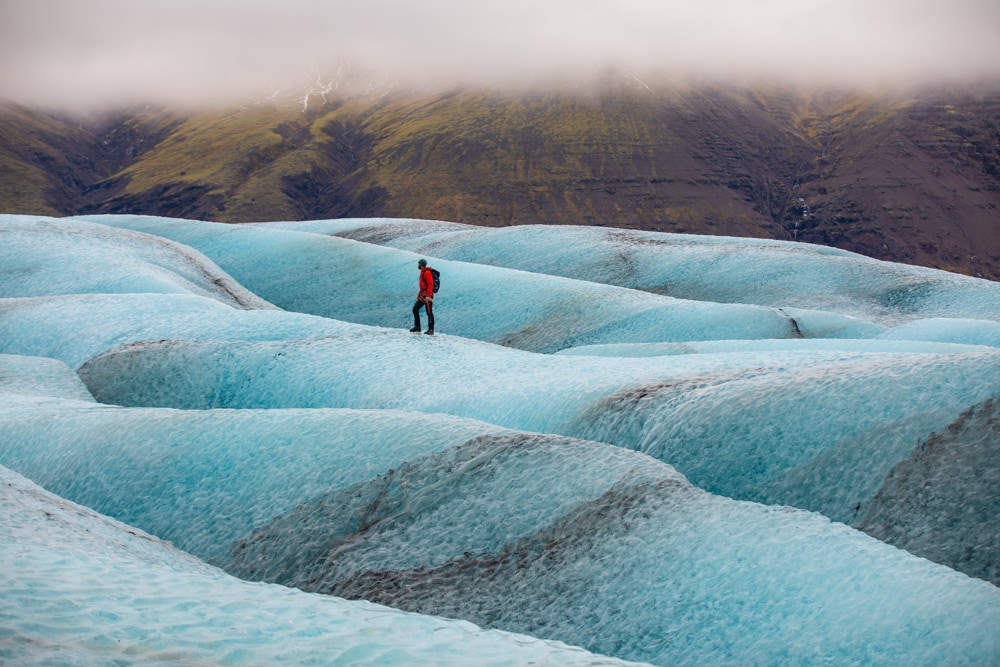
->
[2,80,999,278]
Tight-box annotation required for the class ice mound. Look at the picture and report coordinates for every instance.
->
[225,434,1000,666]
[224,432,681,584]
[76,335,1000,528]
[0,215,272,309]
[0,465,646,666]
[0,399,552,565]
[878,317,1000,347]
[2,381,997,666]
[266,217,1000,325]
[556,338,995,357]
[0,292,358,369]
[0,353,97,405]
[861,397,1000,585]
[82,214,863,350]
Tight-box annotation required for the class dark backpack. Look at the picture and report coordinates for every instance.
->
[429,268,440,293]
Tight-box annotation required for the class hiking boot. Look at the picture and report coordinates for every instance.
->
[424,329,434,335]
[409,327,421,333]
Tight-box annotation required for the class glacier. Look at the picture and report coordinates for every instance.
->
[78,214,887,348]
[257,217,1000,325]
[0,461,646,667]
[1,213,999,666]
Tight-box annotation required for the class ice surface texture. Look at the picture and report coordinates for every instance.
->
[2,214,1000,666]
[267,217,1000,326]
[76,335,1000,528]
[0,292,356,369]
[0,464,646,667]
[227,436,1000,667]
[84,214,890,349]
[861,396,1000,585]
[3,369,999,666]
[0,215,272,309]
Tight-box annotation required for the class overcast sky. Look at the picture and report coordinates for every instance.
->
[2,0,999,110]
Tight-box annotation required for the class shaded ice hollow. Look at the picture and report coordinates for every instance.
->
[2,214,999,666]
[861,396,1000,585]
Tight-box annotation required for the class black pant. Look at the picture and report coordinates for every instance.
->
[412,298,434,331]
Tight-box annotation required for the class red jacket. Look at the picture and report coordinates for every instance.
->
[419,266,435,298]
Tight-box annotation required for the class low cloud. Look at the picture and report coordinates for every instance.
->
[2,0,999,111]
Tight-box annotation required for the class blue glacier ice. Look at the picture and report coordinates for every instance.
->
[79,214,888,348]
[0,215,271,309]
[0,292,355,369]
[0,462,648,667]
[860,396,1000,586]
[260,217,1000,327]
[73,334,1000,526]
[878,316,1000,347]
[1,213,999,666]
[2,353,999,667]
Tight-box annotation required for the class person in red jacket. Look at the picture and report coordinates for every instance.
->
[410,258,435,335]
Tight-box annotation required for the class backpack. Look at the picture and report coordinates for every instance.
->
[429,268,440,293]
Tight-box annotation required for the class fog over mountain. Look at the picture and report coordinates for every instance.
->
[3,0,1000,110]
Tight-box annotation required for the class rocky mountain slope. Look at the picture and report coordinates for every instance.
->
[2,80,998,278]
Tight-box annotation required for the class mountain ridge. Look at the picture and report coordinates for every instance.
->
[2,80,998,278]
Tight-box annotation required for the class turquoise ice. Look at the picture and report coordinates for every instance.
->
[2,213,998,666]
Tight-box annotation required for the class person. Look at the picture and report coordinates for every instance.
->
[410,259,435,335]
